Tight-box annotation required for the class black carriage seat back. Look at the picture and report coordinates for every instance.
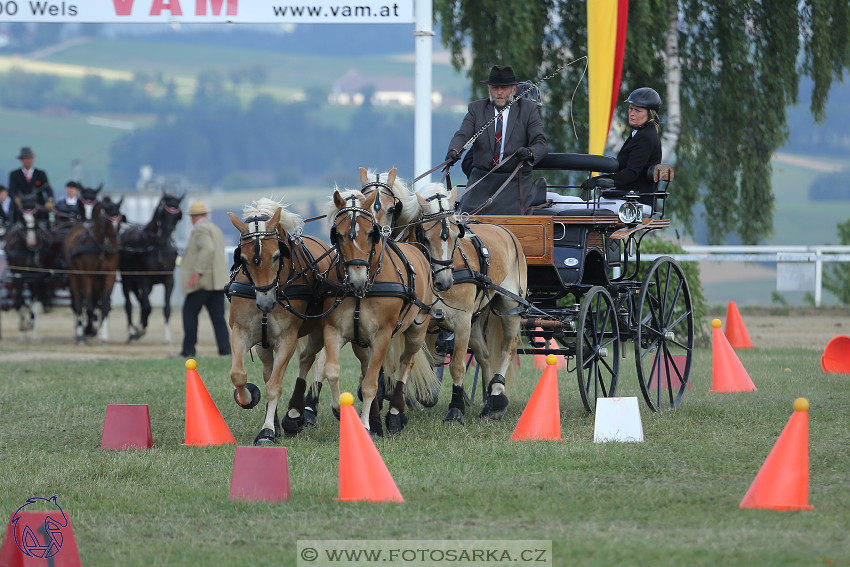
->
[530,153,621,217]
[599,163,675,219]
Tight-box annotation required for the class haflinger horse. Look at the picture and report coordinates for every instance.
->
[226,198,334,445]
[297,188,438,436]
[358,167,420,240]
[412,182,528,423]
[2,196,54,337]
[63,197,124,343]
[119,191,184,343]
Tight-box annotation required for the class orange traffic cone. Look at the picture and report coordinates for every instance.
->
[534,328,567,370]
[725,301,754,349]
[740,398,814,510]
[183,359,236,446]
[710,319,756,392]
[337,392,403,502]
[511,355,562,441]
[821,335,850,374]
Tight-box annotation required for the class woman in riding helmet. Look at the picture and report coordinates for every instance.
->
[582,87,662,205]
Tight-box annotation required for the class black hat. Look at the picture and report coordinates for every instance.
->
[17,147,34,159]
[481,65,518,86]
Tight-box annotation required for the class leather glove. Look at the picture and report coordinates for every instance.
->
[515,147,533,162]
[445,149,460,165]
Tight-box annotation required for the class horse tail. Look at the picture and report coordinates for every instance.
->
[384,335,440,404]
[484,311,520,388]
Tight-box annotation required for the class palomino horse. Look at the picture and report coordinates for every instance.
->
[119,192,184,343]
[2,196,54,337]
[412,183,528,422]
[226,198,334,445]
[297,189,437,436]
[63,197,124,343]
[358,167,420,240]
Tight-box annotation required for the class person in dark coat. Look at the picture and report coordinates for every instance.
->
[55,181,84,222]
[582,87,663,206]
[446,66,548,215]
[8,147,54,210]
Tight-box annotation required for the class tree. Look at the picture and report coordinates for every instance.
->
[435,0,850,243]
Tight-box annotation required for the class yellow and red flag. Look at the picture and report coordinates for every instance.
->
[587,0,628,155]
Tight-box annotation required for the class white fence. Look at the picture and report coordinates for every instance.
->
[641,245,850,306]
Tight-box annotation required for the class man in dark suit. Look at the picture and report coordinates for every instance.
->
[8,147,54,212]
[446,66,548,215]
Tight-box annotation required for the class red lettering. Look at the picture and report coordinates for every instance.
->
[150,0,183,16]
[196,0,237,16]
[113,0,134,16]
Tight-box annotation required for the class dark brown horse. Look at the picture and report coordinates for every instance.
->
[2,196,54,338]
[64,197,124,343]
[119,192,183,343]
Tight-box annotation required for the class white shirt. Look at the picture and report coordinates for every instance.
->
[494,105,511,165]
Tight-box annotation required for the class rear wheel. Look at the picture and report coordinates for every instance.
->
[576,286,620,413]
[635,257,694,411]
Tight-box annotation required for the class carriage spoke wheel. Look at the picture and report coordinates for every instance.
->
[635,256,694,411]
[576,286,620,413]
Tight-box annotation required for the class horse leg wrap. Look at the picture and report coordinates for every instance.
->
[233,382,261,409]
[368,398,384,437]
[443,384,467,425]
[287,378,307,414]
[281,408,305,437]
[482,374,508,420]
[253,427,277,446]
[386,382,408,434]
[304,381,322,428]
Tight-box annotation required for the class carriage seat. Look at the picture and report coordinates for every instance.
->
[599,163,675,218]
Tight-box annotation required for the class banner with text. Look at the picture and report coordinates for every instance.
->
[0,1,413,24]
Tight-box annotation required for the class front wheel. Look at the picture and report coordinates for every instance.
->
[576,286,620,413]
[634,256,694,411]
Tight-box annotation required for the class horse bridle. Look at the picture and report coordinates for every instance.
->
[415,192,464,278]
[361,179,403,228]
[331,196,389,293]
[238,215,287,294]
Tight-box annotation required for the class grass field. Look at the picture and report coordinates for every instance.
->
[0,345,847,566]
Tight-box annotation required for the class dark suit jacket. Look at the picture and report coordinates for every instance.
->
[8,168,53,205]
[448,98,548,214]
[0,198,20,227]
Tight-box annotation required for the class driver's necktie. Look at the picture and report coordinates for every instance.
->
[491,112,503,167]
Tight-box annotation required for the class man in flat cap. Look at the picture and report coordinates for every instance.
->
[445,65,548,215]
[8,147,54,216]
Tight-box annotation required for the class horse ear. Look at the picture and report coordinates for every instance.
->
[228,212,247,233]
[362,190,378,211]
[449,186,458,205]
[416,192,427,208]
[359,168,369,186]
[333,190,346,210]
[386,168,397,187]
[116,196,123,208]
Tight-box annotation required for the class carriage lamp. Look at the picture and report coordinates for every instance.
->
[618,192,642,224]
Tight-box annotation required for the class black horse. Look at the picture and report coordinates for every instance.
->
[2,196,54,337]
[119,192,184,343]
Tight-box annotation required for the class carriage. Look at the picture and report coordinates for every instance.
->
[467,152,693,413]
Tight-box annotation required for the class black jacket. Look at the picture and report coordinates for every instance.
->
[8,168,53,205]
[612,123,662,203]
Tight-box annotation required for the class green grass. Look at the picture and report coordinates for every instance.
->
[0,346,847,566]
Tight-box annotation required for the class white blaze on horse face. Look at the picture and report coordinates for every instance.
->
[84,203,94,220]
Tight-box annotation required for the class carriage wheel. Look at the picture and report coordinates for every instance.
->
[576,286,620,413]
[634,256,694,411]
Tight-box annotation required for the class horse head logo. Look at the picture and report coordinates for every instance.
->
[11,496,68,559]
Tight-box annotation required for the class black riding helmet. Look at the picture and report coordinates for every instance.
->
[625,87,661,111]
[516,81,542,107]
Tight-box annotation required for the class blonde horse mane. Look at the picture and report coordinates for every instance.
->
[242,197,303,236]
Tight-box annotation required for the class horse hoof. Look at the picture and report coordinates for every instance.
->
[253,428,277,446]
[385,411,408,435]
[233,383,261,409]
[304,407,318,428]
[281,413,305,437]
[442,407,465,425]
[484,393,509,420]
[368,417,384,438]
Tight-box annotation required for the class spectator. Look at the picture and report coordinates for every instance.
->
[177,200,231,358]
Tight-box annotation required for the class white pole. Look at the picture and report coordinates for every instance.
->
[413,0,434,190]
